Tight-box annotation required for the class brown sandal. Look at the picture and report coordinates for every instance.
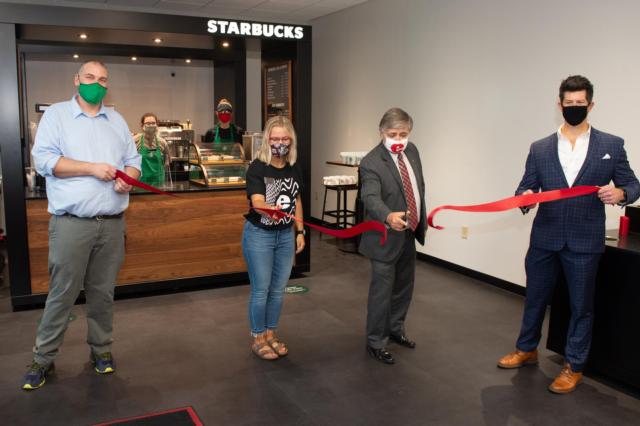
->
[252,341,278,360]
[267,338,288,357]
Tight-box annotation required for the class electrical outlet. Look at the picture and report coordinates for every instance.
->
[461,225,469,239]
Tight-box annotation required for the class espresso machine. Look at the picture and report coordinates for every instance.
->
[157,119,195,182]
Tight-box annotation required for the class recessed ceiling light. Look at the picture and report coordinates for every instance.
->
[73,54,79,59]
[153,38,162,44]
[131,56,138,61]
[79,33,88,40]
[221,41,230,48]
[185,59,192,63]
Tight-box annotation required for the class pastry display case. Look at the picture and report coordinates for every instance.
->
[188,142,248,187]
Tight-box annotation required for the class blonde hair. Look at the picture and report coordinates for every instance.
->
[257,116,297,166]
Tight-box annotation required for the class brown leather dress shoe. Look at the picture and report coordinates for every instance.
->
[549,364,582,394]
[497,349,538,369]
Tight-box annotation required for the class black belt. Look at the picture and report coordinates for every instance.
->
[62,212,124,220]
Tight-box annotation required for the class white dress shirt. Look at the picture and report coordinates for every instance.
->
[389,150,421,220]
[557,125,590,187]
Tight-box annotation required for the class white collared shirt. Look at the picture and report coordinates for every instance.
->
[389,150,421,220]
[557,125,591,187]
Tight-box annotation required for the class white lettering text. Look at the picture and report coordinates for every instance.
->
[206,20,304,39]
[240,22,251,36]
[207,19,217,33]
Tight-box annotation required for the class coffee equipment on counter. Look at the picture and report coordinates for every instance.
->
[157,119,195,181]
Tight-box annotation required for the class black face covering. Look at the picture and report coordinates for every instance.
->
[562,105,589,126]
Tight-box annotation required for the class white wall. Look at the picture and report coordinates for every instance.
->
[25,57,214,138]
[312,0,640,286]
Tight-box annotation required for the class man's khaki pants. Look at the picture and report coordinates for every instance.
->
[33,214,125,366]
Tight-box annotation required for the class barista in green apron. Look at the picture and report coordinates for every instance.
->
[135,113,169,186]
[204,99,244,157]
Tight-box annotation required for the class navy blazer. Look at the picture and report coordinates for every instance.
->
[517,128,640,253]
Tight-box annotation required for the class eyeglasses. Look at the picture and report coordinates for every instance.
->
[269,137,291,143]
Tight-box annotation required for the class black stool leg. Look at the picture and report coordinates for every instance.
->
[343,187,349,228]
[320,186,329,240]
[336,188,342,229]
[321,186,328,225]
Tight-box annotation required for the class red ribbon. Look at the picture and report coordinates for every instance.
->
[255,207,387,245]
[115,170,179,197]
[428,186,600,230]
[115,170,388,244]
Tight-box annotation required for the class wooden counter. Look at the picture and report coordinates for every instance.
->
[27,190,248,294]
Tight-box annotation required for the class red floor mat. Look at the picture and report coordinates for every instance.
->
[93,406,203,426]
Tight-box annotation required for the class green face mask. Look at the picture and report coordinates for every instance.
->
[78,82,107,105]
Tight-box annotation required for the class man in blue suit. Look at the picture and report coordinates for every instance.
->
[497,75,640,394]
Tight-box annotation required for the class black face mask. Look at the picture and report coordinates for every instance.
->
[562,105,589,126]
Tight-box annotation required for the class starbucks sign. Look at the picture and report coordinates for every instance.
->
[207,19,305,40]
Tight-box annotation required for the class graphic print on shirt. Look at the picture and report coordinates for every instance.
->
[262,176,300,226]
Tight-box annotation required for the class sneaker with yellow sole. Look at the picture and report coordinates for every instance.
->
[90,351,116,374]
[22,361,55,390]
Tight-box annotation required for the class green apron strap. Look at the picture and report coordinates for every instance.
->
[213,124,236,143]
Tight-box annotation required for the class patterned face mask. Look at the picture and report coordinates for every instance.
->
[384,137,408,153]
[270,143,290,157]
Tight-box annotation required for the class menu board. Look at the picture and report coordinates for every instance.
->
[263,61,292,121]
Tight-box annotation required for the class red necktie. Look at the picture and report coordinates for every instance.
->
[397,153,419,231]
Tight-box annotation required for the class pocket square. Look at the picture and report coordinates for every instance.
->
[602,153,611,160]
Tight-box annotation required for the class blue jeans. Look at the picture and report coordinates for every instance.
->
[242,220,295,336]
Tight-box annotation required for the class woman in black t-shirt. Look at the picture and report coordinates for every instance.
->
[242,115,305,360]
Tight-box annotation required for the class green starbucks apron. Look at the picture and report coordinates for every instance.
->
[139,135,164,186]
[213,124,237,154]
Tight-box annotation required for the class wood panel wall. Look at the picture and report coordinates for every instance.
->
[26,190,248,294]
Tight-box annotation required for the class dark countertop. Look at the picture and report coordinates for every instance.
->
[25,181,246,200]
[605,230,640,254]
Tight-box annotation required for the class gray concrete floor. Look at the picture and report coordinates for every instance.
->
[0,234,638,425]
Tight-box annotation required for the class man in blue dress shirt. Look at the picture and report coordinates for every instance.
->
[23,60,142,390]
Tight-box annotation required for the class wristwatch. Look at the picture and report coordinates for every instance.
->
[296,229,306,236]
[619,188,628,206]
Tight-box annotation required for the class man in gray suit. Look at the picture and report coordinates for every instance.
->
[359,107,427,364]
